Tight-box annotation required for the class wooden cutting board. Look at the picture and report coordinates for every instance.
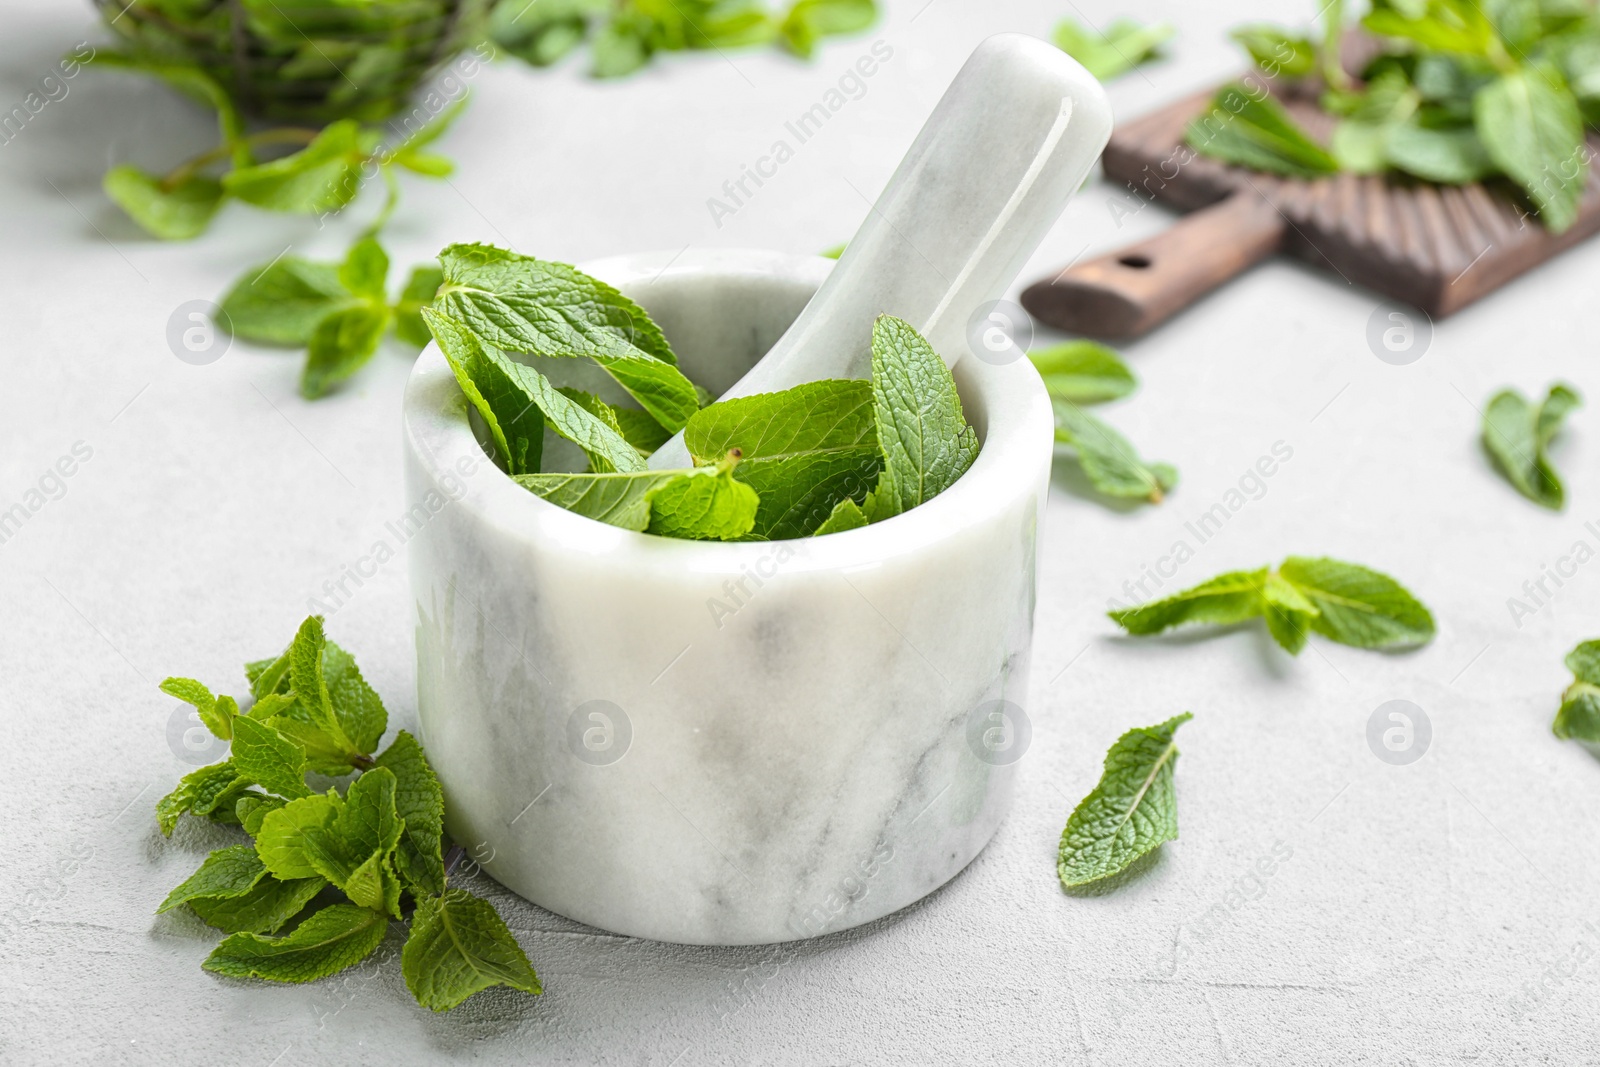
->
[1021,82,1600,339]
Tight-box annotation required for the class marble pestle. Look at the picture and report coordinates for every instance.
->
[647,32,1112,470]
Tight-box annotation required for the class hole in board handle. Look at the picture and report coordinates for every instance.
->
[1118,255,1152,269]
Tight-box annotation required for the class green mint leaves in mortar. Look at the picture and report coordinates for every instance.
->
[1553,639,1600,743]
[1482,382,1582,510]
[154,616,540,1012]
[1109,557,1435,655]
[420,244,980,541]
[1058,713,1191,888]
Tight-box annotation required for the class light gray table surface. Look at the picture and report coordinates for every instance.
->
[4,0,1599,1063]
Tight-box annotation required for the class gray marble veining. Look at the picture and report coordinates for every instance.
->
[402,250,1053,945]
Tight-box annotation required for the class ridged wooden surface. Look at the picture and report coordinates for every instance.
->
[1105,86,1600,315]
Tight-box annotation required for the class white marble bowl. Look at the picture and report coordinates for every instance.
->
[402,249,1053,945]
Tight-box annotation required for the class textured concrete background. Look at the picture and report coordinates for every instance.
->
[3,0,1599,1063]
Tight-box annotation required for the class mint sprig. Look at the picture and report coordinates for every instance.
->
[1058,713,1191,888]
[1053,16,1174,83]
[1482,382,1581,510]
[154,616,540,1013]
[1108,557,1436,654]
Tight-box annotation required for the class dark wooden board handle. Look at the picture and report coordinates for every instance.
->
[1021,193,1289,340]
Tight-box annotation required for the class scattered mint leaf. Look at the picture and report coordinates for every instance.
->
[301,302,391,399]
[103,166,225,241]
[229,717,313,801]
[1028,341,1137,404]
[1186,84,1340,179]
[402,889,542,1011]
[1058,713,1191,888]
[1474,65,1588,232]
[1276,556,1437,650]
[1053,16,1174,82]
[1051,401,1177,504]
[1555,639,1600,742]
[157,845,267,915]
[1261,572,1318,654]
[219,258,353,346]
[434,244,698,431]
[1483,382,1581,509]
[1109,558,1434,653]
[862,315,978,521]
[1109,568,1268,636]
[236,794,287,836]
[204,903,389,984]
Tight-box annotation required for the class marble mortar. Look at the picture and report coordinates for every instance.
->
[401,248,1053,945]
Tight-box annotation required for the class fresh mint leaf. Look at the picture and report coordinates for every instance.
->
[301,302,391,399]
[861,315,978,521]
[1275,556,1436,649]
[1474,66,1588,232]
[1261,572,1318,654]
[339,235,389,300]
[1329,71,1422,174]
[1385,120,1496,182]
[1232,25,1315,77]
[1051,402,1177,504]
[813,497,868,535]
[1027,341,1137,404]
[1361,0,1496,56]
[236,794,287,836]
[157,760,252,835]
[558,388,643,473]
[160,677,232,740]
[222,121,377,215]
[204,903,388,984]
[220,258,354,346]
[1483,383,1581,509]
[1058,713,1191,888]
[779,0,875,58]
[255,793,342,881]
[646,461,761,541]
[1108,568,1268,636]
[514,469,682,530]
[591,17,652,77]
[229,717,313,801]
[423,308,545,475]
[401,889,542,1011]
[321,638,388,757]
[424,307,645,474]
[1110,558,1433,652]
[189,873,326,936]
[374,731,446,898]
[271,616,364,772]
[103,166,225,241]
[393,265,443,347]
[157,845,267,915]
[1053,16,1174,82]
[1555,639,1600,742]
[685,380,881,539]
[1187,84,1340,179]
[614,407,674,454]
[434,244,698,431]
